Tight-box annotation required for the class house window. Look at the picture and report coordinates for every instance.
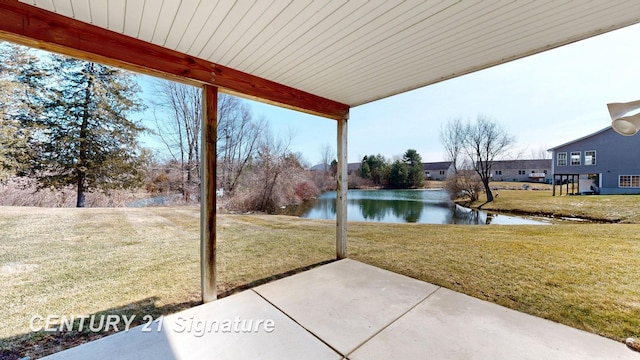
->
[570,151,581,166]
[495,170,502,175]
[619,175,640,188]
[518,170,525,175]
[425,171,430,175]
[439,170,445,175]
[557,152,567,166]
[585,150,596,165]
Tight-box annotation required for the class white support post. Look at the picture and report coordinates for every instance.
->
[201,84,218,303]
[336,113,349,259]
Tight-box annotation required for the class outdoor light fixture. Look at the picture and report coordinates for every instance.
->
[608,99,640,136]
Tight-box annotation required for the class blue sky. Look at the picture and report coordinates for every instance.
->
[140,23,640,166]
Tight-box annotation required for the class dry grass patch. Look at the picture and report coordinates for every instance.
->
[2,207,639,357]
[348,222,640,342]
[471,190,640,223]
[0,207,335,358]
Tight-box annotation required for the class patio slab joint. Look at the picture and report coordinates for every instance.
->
[345,286,442,358]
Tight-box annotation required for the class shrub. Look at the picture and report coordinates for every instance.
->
[444,170,483,202]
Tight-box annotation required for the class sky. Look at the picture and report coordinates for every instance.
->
[140,22,640,166]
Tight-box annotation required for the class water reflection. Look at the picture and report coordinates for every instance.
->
[301,189,548,225]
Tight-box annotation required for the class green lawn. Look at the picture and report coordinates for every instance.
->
[1,205,639,357]
[471,189,640,223]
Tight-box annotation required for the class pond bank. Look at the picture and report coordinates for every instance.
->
[460,189,640,223]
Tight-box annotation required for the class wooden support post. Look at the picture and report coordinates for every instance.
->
[201,85,218,303]
[336,113,349,259]
[560,175,564,196]
[560,176,563,195]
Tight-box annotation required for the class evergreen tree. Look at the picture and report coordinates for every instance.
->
[359,157,371,179]
[0,115,27,181]
[384,149,424,188]
[402,149,424,188]
[360,154,389,185]
[330,159,338,178]
[387,160,409,188]
[0,43,39,181]
[18,54,147,207]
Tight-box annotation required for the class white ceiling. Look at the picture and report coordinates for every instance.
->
[20,0,640,108]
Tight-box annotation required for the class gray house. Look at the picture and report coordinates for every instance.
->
[548,127,640,195]
[422,162,454,181]
[490,159,552,183]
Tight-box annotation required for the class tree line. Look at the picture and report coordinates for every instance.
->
[146,76,323,213]
[357,149,424,189]
[0,42,323,211]
[1,42,517,208]
[352,114,516,205]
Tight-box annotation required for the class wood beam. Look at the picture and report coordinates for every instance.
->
[201,84,218,303]
[336,113,349,259]
[0,1,349,120]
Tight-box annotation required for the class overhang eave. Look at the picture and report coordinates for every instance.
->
[0,1,349,121]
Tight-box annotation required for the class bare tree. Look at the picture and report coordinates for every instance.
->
[440,115,514,203]
[319,143,335,172]
[444,160,483,202]
[217,94,265,193]
[151,80,201,201]
[254,132,291,212]
[528,145,551,159]
[463,116,515,203]
[309,144,336,191]
[225,125,321,212]
[440,117,465,173]
[236,127,300,213]
[152,82,264,199]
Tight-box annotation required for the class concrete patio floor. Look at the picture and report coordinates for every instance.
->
[45,259,637,359]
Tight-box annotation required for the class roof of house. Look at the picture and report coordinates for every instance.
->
[348,163,361,172]
[3,2,640,119]
[547,127,612,151]
[491,159,551,169]
[309,164,329,171]
[422,162,453,171]
[311,163,360,172]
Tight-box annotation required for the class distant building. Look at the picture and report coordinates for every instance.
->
[422,162,454,181]
[548,126,640,195]
[309,163,330,172]
[309,163,360,175]
[347,163,360,175]
[490,159,551,183]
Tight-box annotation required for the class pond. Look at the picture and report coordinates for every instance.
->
[300,189,549,225]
